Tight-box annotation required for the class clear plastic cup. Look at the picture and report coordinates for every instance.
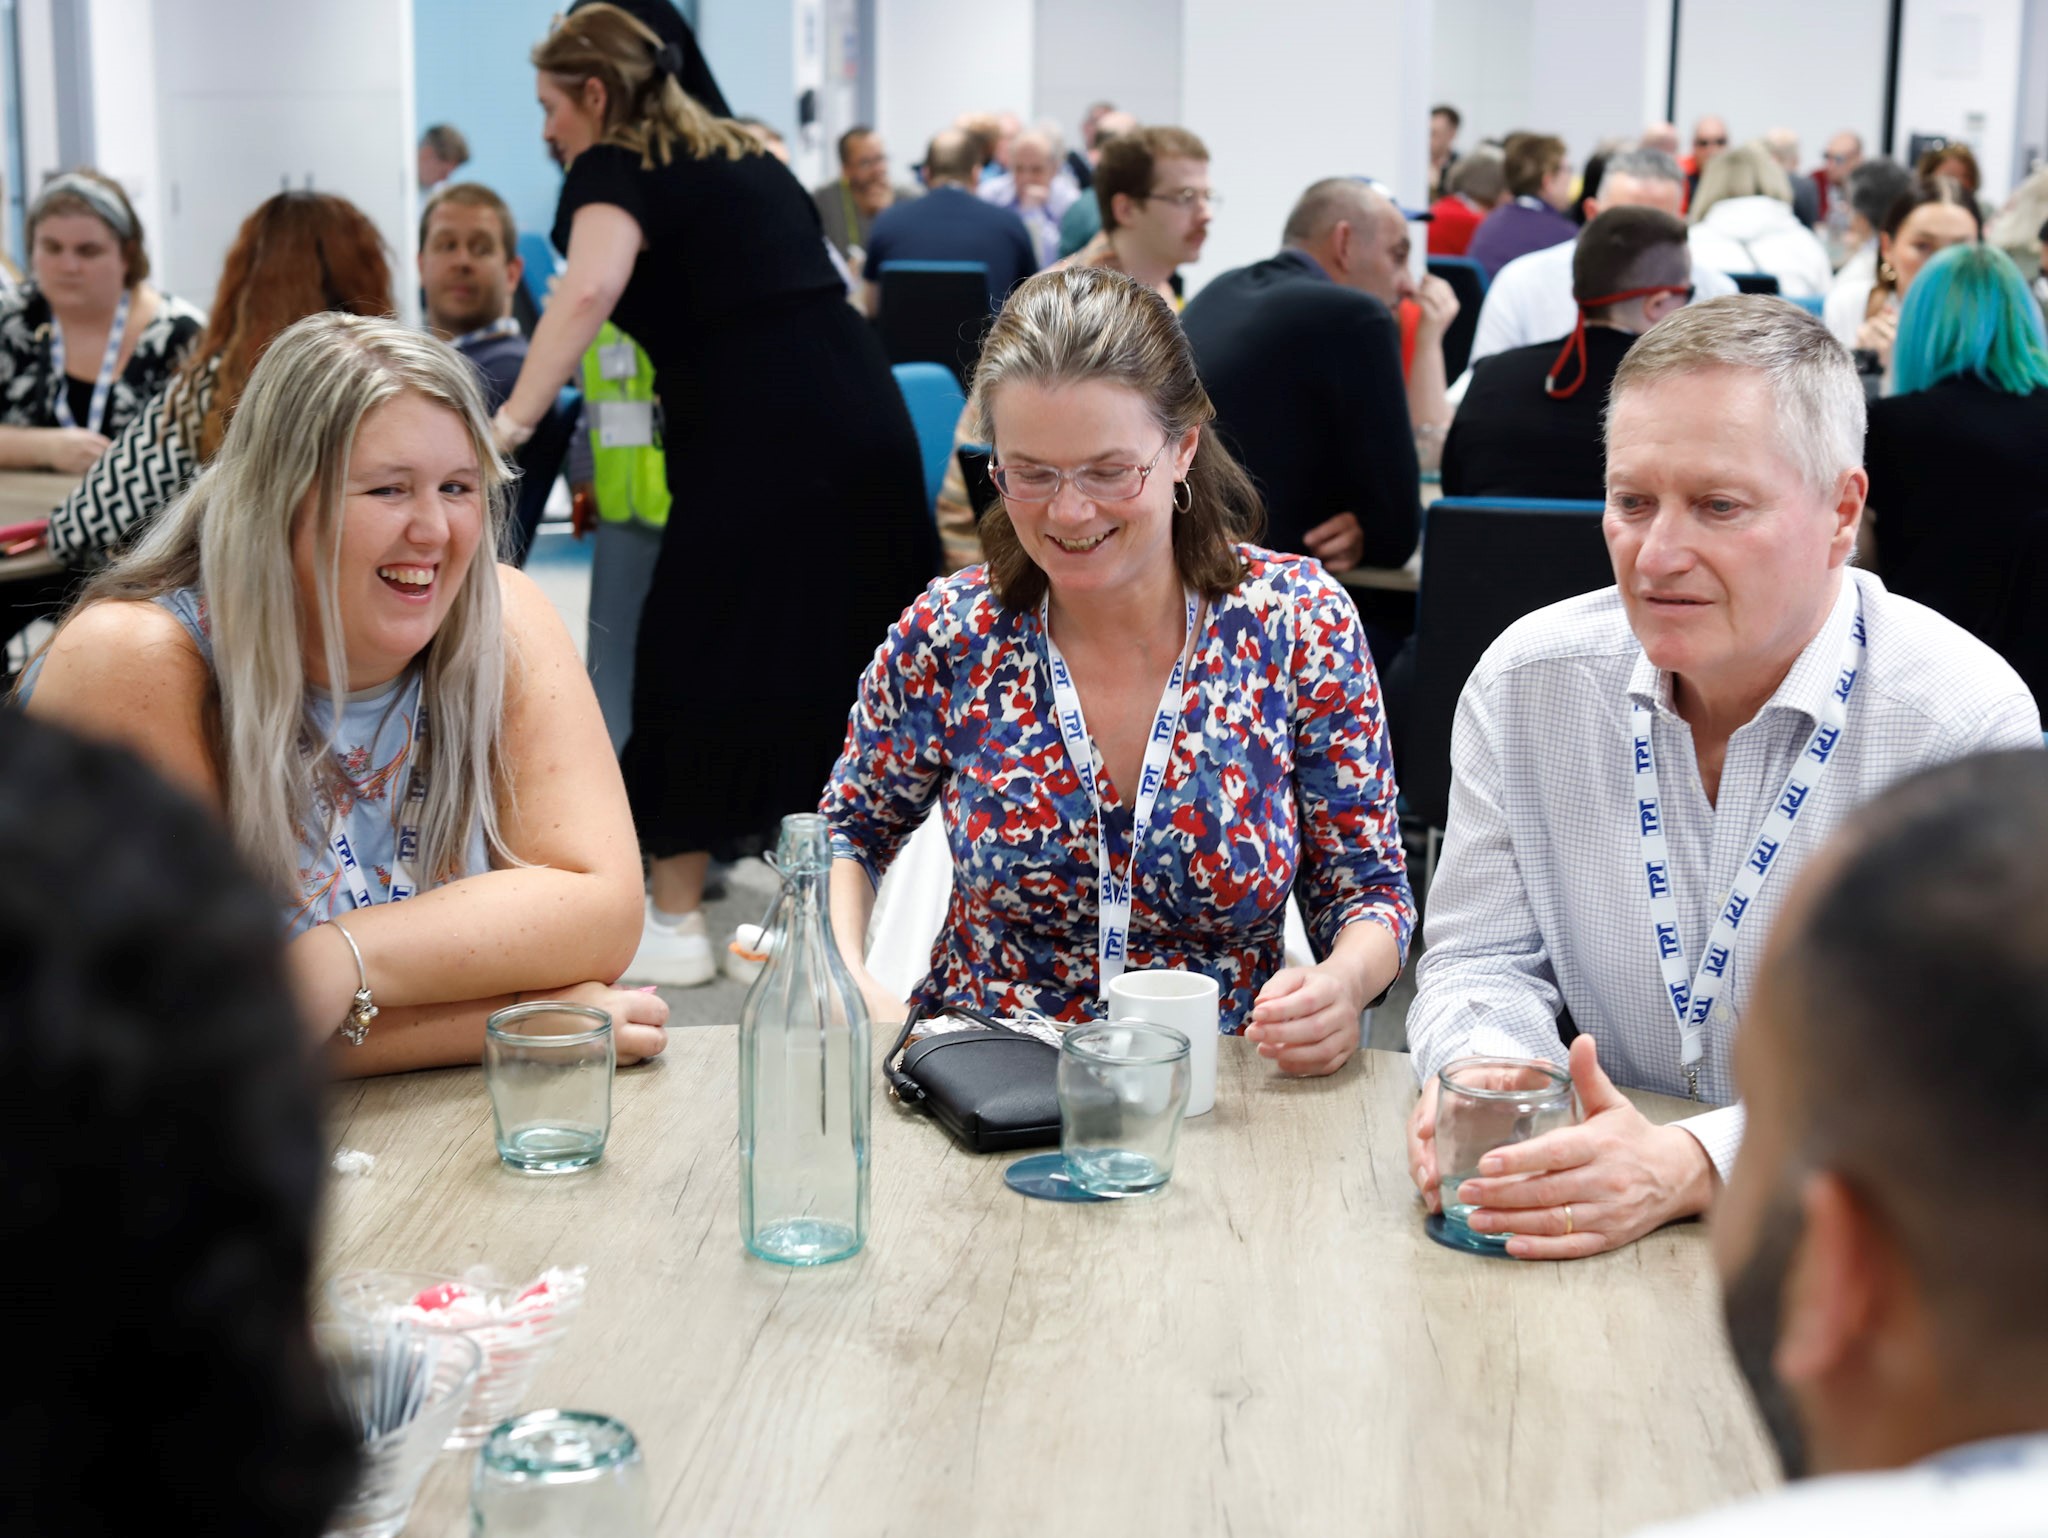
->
[316,1322,481,1537]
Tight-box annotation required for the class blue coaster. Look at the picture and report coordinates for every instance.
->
[1005,1152,1108,1203]
[1424,1212,1519,1259]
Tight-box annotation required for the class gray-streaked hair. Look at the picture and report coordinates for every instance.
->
[1602,146,1684,188]
[1606,295,1866,495]
[1847,156,1913,228]
[63,314,518,896]
[1691,142,1794,221]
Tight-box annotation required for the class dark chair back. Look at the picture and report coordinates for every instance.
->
[876,261,993,388]
[956,444,998,520]
[1403,497,1613,832]
[1427,256,1489,380]
[1728,271,1782,295]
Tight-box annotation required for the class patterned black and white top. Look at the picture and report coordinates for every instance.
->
[0,282,203,439]
[48,357,214,565]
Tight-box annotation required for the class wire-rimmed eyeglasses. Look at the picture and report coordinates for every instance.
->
[989,437,1174,503]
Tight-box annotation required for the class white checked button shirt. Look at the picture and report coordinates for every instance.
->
[1407,569,2041,1175]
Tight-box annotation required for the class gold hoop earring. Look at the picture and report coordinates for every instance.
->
[1877,257,1898,286]
[1173,479,1192,514]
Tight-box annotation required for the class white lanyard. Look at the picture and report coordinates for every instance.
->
[1634,594,1865,1097]
[1041,589,1198,1000]
[452,315,521,349]
[49,289,130,436]
[328,706,429,909]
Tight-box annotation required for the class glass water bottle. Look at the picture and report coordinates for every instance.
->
[738,813,871,1265]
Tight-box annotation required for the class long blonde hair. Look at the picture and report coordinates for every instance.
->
[532,4,760,168]
[63,314,518,896]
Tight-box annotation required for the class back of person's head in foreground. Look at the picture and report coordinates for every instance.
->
[1602,297,1866,692]
[1891,241,2048,398]
[531,1,760,168]
[0,713,354,1536]
[1717,749,2048,1481]
[71,312,519,897]
[970,265,1261,610]
[189,191,394,461]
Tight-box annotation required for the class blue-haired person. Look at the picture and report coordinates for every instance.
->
[1864,241,2048,705]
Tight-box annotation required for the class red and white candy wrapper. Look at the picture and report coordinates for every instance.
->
[335,1264,588,1448]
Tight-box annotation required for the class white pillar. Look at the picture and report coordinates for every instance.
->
[1180,0,1432,296]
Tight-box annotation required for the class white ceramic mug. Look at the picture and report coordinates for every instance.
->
[1107,969,1220,1117]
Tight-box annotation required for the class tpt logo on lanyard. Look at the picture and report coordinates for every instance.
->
[1631,593,1866,1099]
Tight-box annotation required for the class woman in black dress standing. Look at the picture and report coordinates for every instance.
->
[493,4,939,985]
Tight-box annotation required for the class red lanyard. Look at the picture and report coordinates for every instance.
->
[1545,284,1693,398]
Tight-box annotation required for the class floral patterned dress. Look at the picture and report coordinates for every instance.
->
[823,546,1414,1029]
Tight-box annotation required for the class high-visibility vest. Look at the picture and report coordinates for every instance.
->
[579,323,671,528]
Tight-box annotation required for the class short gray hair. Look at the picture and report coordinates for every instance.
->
[1602,147,1684,187]
[1607,295,1865,496]
[1847,156,1913,227]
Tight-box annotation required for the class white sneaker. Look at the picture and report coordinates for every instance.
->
[622,902,716,987]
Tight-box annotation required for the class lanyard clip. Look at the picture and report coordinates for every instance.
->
[1685,1064,1701,1102]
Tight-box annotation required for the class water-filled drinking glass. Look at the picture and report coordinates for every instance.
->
[1058,1020,1191,1197]
[484,1002,614,1173]
[1434,1056,1579,1254]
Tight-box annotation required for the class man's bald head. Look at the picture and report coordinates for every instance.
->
[1642,122,1680,155]
[1282,178,1395,248]
[1281,178,1411,308]
[925,127,982,185]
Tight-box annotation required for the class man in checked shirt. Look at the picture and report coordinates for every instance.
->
[1403,295,2040,1260]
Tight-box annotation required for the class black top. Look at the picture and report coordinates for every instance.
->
[860,186,1037,311]
[1180,251,1420,565]
[1440,325,1635,503]
[553,143,845,352]
[1865,374,2048,704]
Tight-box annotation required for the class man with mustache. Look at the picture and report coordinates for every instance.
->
[1404,297,2039,1257]
[1635,748,2048,1533]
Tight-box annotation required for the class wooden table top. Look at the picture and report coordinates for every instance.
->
[0,469,81,586]
[321,1036,1773,1537]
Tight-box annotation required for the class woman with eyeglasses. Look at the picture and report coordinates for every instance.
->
[823,267,1414,1075]
[489,3,939,988]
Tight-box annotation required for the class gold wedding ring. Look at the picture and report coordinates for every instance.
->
[1563,1204,1574,1236]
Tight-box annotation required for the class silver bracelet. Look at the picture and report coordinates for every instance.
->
[330,918,378,1046]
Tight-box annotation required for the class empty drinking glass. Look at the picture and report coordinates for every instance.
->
[471,1410,651,1537]
[485,1002,614,1173]
[1058,1020,1191,1197]
[1434,1056,1579,1254]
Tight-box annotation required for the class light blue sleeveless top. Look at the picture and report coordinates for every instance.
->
[154,587,489,936]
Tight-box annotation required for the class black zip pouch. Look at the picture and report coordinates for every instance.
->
[883,1002,1060,1153]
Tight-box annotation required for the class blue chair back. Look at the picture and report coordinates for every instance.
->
[518,233,561,314]
[893,362,967,511]
[1788,293,1825,317]
[1404,497,1612,832]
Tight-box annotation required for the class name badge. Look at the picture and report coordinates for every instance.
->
[595,399,655,449]
[598,341,638,380]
